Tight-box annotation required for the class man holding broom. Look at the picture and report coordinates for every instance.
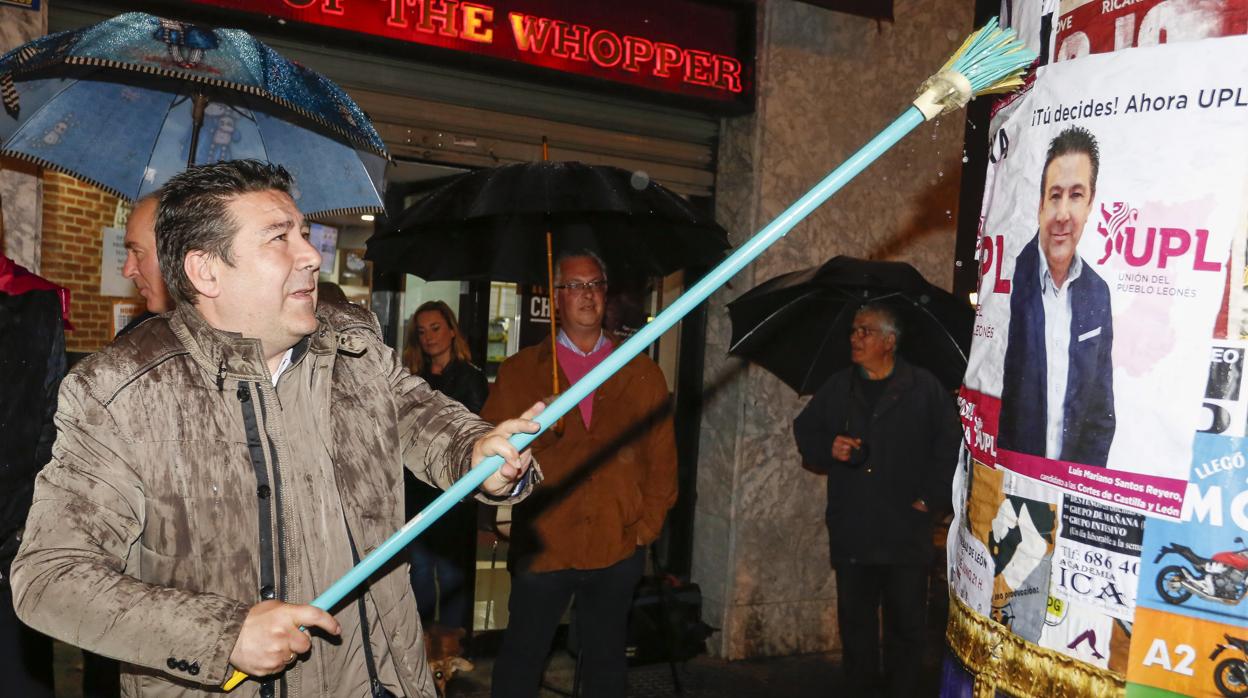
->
[12,160,543,698]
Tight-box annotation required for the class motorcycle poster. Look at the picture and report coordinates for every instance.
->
[1128,607,1248,697]
[1127,432,1248,696]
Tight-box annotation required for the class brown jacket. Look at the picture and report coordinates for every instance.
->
[481,336,676,573]
[12,302,534,697]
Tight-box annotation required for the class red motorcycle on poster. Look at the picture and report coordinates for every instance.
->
[1154,537,1248,606]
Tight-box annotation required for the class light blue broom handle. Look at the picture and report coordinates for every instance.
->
[309,106,927,614]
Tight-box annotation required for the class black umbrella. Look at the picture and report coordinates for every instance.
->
[364,160,729,283]
[727,256,973,394]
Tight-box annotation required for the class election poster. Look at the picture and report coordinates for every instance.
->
[958,35,1248,517]
[944,7,1248,698]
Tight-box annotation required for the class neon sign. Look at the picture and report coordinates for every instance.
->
[182,0,752,107]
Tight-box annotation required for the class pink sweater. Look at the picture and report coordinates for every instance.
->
[555,337,614,428]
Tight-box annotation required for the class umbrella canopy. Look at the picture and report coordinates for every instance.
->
[728,256,973,394]
[0,12,386,217]
[365,160,729,283]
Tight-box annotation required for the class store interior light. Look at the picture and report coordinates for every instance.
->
[968,291,978,306]
[360,214,375,222]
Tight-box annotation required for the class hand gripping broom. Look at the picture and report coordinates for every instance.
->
[224,18,1035,690]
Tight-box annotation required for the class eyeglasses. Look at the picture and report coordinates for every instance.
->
[849,325,883,339]
[555,279,608,293]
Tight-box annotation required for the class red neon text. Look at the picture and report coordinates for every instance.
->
[509,12,741,92]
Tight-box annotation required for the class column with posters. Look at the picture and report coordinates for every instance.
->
[945,1,1248,696]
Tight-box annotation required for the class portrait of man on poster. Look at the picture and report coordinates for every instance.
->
[999,125,1116,467]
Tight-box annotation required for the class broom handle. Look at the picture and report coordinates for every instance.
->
[311,106,926,611]
[225,105,925,690]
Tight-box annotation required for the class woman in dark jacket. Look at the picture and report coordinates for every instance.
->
[404,300,488,413]
[403,300,488,632]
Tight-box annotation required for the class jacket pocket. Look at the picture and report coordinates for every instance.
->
[144,441,255,560]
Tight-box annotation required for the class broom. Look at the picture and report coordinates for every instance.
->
[224,17,1035,690]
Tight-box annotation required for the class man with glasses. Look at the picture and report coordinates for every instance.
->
[793,303,959,697]
[483,250,678,698]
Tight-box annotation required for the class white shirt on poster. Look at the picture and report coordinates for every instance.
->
[1039,255,1082,460]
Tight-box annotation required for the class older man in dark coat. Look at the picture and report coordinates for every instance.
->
[794,303,960,698]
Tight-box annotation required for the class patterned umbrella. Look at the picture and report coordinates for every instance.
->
[0,12,386,217]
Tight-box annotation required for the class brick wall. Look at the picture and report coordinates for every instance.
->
[40,172,131,353]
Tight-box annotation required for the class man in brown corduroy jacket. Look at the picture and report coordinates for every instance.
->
[483,250,677,698]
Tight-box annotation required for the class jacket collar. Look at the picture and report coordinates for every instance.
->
[534,328,624,389]
[851,356,917,418]
[170,304,333,386]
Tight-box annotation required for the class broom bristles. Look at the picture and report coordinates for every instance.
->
[946,17,1036,97]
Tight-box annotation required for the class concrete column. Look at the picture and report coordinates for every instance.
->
[693,0,973,659]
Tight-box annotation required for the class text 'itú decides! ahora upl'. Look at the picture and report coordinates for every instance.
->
[1031,87,1248,126]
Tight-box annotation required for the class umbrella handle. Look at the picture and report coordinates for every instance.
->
[188,92,208,168]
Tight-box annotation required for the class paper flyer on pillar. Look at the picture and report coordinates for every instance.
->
[1054,0,1248,63]
[1047,494,1144,622]
[958,36,1248,518]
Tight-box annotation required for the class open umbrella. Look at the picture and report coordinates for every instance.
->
[364,159,729,283]
[0,12,386,217]
[727,256,974,393]
[366,156,731,401]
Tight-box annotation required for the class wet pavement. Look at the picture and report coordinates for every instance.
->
[52,639,945,697]
[50,580,948,697]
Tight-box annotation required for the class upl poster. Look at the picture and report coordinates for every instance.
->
[944,2,1248,696]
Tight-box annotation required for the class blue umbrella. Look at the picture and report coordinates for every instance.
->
[0,12,386,217]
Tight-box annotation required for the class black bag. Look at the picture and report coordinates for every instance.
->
[625,574,714,665]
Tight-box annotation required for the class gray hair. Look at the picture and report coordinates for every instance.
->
[553,249,609,286]
[855,303,902,343]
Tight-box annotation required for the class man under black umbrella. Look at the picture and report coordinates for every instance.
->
[793,302,959,698]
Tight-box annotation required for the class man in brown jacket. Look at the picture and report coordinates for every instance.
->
[482,251,677,698]
[11,160,543,698]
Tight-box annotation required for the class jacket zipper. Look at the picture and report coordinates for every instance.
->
[254,381,291,698]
